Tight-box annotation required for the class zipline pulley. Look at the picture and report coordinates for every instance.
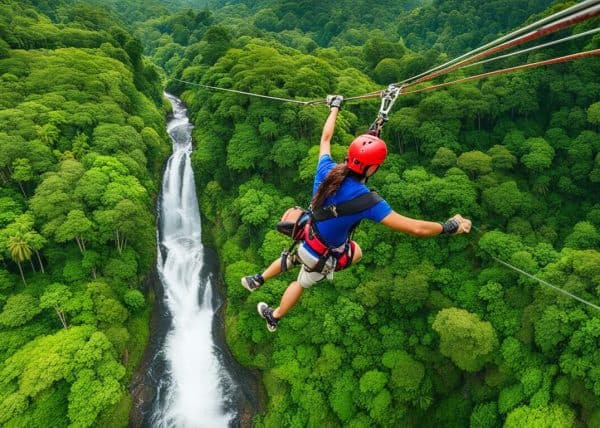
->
[369,84,402,136]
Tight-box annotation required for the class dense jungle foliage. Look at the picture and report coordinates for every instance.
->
[0,0,170,425]
[0,0,599,426]
[160,1,599,427]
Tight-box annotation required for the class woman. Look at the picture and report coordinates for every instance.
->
[242,96,472,332]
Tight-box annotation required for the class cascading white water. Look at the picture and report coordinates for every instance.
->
[152,93,234,427]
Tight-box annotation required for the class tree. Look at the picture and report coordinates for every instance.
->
[7,234,32,285]
[470,402,499,428]
[74,168,110,208]
[521,137,554,173]
[226,124,268,172]
[0,293,41,327]
[383,350,425,402]
[504,404,575,427]
[236,188,275,228]
[482,181,523,217]
[487,145,516,170]
[329,371,357,422]
[359,370,388,395]
[432,307,498,372]
[390,268,429,314]
[362,35,404,69]
[11,158,33,197]
[254,9,279,31]
[36,123,59,146]
[0,213,46,275]
[55,210,93,253]
[40,283,72,329]
[123,289,145,312]
[456,151,492,177]
[587,101,600,129]
[431,147,457,170]
[199,25,231,65]
[564,222,600,250]
[374,58,401,84]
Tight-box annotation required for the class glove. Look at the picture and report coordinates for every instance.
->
[326,95,343,110]
[439,218,460,235]
[440,214,471,235]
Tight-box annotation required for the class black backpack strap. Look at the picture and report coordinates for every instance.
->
[312,191,383,221]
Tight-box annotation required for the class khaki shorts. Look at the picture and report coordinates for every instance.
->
[296,243,336,288]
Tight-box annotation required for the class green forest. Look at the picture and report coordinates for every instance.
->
[0,0,599,427]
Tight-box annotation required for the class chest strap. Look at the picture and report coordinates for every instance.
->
[311,191,382,221]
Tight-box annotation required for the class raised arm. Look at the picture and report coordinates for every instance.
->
[381,212,471,237]
[320,96,343,158]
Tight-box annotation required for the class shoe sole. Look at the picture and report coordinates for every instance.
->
[241,277,256,292]
[257,302,277,333]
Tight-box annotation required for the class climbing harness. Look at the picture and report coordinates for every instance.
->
[276,192,383,273]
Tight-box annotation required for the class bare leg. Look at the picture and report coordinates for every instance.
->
[352,243,362,263]
[262,257,283,281]
[272,281,304,319]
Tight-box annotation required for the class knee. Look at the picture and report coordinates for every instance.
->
[352,243,362,263]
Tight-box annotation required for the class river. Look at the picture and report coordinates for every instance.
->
[130,93,258,427]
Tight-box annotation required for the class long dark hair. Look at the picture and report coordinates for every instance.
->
[311,164,350,209]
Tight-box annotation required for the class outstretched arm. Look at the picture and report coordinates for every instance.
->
[381,212,471,237]
[319,96,343,158]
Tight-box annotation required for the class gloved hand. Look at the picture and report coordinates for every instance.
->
[326,95,343,110]
[440,214,472,235]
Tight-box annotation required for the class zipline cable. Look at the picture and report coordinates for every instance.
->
[319,11,600,104]
[490,255,600,311]
[321,46,600,105]
[400,49,600,96]
[172,47,600,109]
[171,78,313,105]
[471,226,600,312]
[397,0,600,86]
[400,2,600,89]
[463,27,600,69]
[172,7,600,108]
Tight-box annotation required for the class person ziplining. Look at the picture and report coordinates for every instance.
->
[173,0,600,324]
[240,96,472,332]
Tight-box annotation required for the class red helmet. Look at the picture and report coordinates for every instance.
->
[346,134,388,175]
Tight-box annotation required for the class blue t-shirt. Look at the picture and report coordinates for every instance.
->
[311,155,392,247]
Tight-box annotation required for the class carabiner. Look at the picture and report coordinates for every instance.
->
[378,84,402,123]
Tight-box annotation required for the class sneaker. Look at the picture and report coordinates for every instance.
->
[241,274,264,292]
[257,302,279,332]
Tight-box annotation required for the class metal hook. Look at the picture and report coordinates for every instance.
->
[377,84,402,123]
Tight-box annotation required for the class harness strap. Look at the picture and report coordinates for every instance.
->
[285,191,384,274]
[311,191,383,221]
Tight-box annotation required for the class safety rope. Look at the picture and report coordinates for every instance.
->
[463,27,600,70]
[399,2,600,89]
[400,49,600,96]
[471,226,600,312]
[396,0,600,86]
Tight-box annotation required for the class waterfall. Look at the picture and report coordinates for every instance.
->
[151,93,235,427]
